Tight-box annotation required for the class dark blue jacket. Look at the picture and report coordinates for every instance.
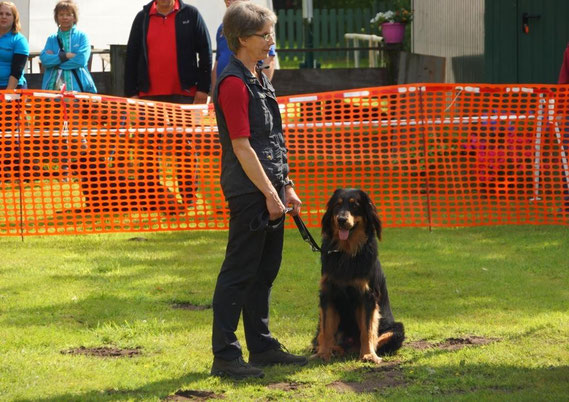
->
[213,56,289,200]
[124,0,212,97]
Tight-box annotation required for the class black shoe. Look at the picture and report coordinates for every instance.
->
[210,356,265,380]
[249,342,308,367]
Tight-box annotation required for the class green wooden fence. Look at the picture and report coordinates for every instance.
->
[276,2,391,65]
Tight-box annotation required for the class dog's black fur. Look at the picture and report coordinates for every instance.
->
[313,188,404,363]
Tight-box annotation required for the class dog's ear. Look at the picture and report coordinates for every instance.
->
[360,190,382,240]
[321,188,342,237]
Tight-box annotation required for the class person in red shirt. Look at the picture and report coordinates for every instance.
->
[125,0,212,210]
[126,0,211,103]
[559,44,569,213]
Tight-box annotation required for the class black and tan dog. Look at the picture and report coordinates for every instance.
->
[313,188,404,364]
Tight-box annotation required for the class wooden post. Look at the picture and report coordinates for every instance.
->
[110,44,127,96]
[384,42,402,84]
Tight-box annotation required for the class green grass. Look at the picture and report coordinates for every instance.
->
[1,225,568,401]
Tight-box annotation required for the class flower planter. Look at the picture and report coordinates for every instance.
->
[381,22,405,44]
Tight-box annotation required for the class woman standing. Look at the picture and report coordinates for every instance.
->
[0,1,28,89]
[40,0,96,93]
[0,1,28,179]
[210,2,306,380]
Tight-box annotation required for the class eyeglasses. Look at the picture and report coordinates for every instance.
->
[251,32,274,41]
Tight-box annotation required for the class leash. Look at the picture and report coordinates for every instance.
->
[292,215,321,253]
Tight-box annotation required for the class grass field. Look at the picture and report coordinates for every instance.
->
[1,225,568,401]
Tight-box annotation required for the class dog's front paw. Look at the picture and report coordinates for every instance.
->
[313,345,344,361]
[331,344,345,355]
[312,350,332,361]
[361,353,382,364]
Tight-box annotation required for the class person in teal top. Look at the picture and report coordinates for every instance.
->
[39,0,96,93]
[0,1,29,89]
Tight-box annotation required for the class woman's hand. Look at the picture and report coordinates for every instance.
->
[284,186,302,216]
[266,190,286,221]
[66,52,76,59]
[193,90,208,104]
[231,137,288,220]
[6,76,18,90]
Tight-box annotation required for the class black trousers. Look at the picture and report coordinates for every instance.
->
[212,188,285,360]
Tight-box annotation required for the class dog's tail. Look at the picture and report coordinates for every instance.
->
[377,320,405,356]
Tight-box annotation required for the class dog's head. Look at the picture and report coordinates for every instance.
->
[321,188,381,246]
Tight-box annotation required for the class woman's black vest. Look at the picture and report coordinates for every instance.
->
[213,56,289,200]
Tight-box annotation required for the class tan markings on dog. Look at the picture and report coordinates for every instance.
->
[356,304,382,364]
[350,278,370,293]
[336,215,368,256]
[332,214,355,235]
[335,213,355,228]
[315,305,343,361]
[376,331,394,349]
[332,198,344,213]
[326,277,370,292]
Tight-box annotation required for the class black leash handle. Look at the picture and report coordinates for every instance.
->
[292,215,321,253]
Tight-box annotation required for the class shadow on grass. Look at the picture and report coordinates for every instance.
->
[15,362,568,400]
[1,293,212,329]
[329,362,569,398]
[403,325,553,364]
[12,363,313,402]
[12,371,211,402]
[2,225,568,330]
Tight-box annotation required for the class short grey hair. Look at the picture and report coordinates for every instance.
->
[53,0,79,25]
[223,2,277,53]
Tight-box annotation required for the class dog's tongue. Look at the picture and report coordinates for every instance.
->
[339,229,350,241]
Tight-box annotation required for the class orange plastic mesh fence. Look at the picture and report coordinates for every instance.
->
[1,85,568,236]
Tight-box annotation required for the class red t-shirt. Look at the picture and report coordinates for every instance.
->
[139,0,197,97]
[218,76,251,139]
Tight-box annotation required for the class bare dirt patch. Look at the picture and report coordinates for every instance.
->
[171,302,212,311]
[438,336,499,350]
[164,390,225,401]
[267,382,305,391]
[407,336,500,351]
[405,340,433,350]
[61,346,142,358]
[327,361,406,393]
